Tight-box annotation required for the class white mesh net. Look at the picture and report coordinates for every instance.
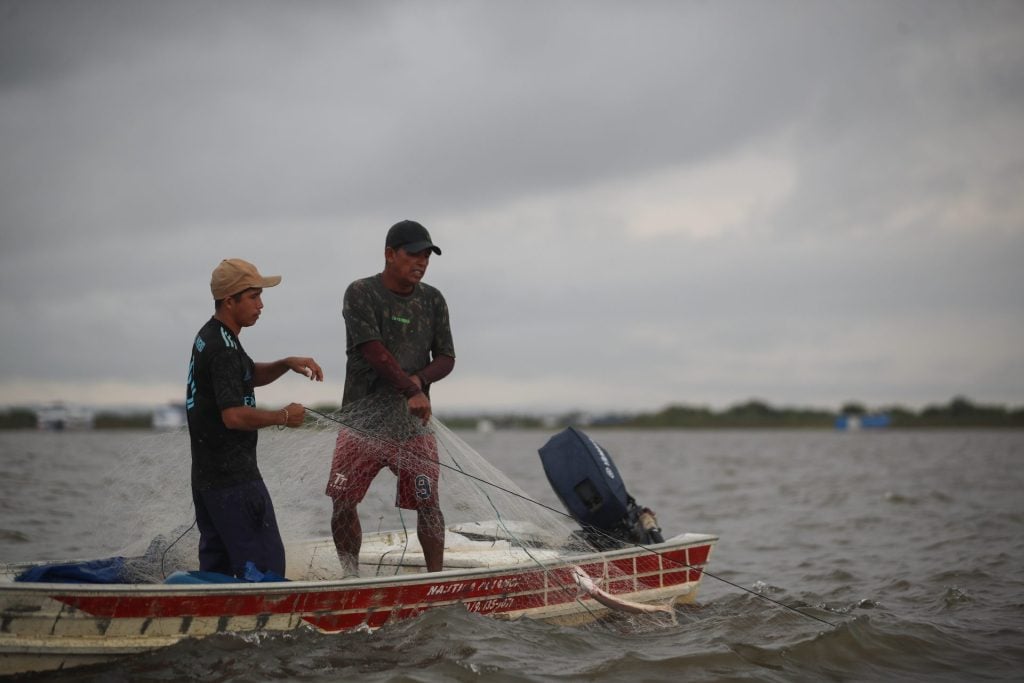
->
[71,394,708,630]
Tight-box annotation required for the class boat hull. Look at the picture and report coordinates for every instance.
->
[1,533,716,675]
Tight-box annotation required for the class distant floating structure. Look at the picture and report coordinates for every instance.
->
[835,412,891,431]
[35,403,93,431]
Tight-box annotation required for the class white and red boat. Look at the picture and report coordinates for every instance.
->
[0,524,717,675]
[2,425,720,675]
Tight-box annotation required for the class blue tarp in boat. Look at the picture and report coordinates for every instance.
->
[15,557,131,584]
[164,561,288,584]
[15,558,288,584]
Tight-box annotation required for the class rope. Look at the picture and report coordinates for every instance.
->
[160,516,197,579]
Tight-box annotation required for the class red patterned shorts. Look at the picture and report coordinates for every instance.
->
[325,428,440,509]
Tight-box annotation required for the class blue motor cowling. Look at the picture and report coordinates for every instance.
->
[538,427,663,549]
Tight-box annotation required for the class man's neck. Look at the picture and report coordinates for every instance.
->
[380,271,414,296]
[214,311,241,336]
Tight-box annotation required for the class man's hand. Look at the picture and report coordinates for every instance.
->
[286,356,324,381]
[407,392,431,424]
[283,402,305,428]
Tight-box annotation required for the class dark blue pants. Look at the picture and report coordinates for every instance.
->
[192,479,286,578]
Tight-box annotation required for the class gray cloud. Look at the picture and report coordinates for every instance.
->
[1,0,1022,412]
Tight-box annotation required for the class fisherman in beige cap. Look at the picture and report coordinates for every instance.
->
[186,258,324,579]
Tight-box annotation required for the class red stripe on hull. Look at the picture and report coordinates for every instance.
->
[51,543,714,626]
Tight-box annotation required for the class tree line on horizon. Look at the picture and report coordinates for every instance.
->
[439,396,1024,430]
[1,396,1022,430]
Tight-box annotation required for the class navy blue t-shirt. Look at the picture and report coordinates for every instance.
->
[186,317,261,490]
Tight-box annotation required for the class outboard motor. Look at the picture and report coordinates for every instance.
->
[539,427,663,550]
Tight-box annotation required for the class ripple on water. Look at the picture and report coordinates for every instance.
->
[939,586,973,609]
[883,491,919,505]
[0,528,31,543]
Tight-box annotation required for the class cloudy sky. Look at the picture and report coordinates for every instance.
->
[1,0,1022,415]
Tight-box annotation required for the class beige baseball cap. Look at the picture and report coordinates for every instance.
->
[210,258,282,299]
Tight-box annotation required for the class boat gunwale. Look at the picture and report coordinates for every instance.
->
[1,532,718,596]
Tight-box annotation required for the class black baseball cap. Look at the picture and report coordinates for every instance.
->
[386,220,442,255]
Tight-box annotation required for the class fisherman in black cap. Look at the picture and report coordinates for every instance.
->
[325,220,456,576]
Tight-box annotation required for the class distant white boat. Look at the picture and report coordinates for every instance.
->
[151,403,187,430]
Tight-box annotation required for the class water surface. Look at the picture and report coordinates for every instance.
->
[2,428,1022,681]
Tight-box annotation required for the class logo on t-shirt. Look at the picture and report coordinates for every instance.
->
[220,328,238,350]
[391,315,411,325]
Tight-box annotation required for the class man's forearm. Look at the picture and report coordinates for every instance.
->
[222,405,289,430]
[253,356,323,386]
[358,341,422,397]
[253,359,290,387]
[416,355,455,386]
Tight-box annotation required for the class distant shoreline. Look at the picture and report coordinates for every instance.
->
[3,396,1021,431]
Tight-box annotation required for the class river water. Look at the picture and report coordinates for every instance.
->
[2,428,1022,681]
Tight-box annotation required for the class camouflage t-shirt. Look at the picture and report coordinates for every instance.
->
[342,274,455,406]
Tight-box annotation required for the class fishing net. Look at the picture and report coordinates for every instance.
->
[82,393,708,630]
